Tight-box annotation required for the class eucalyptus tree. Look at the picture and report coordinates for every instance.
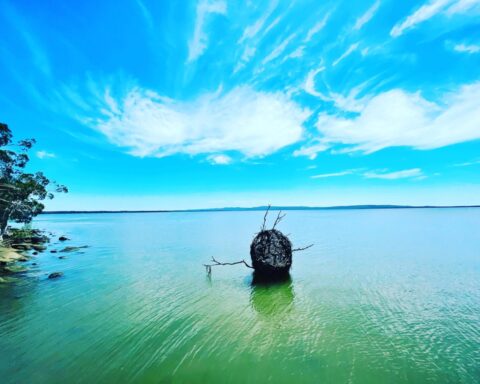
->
[0,123,67,240]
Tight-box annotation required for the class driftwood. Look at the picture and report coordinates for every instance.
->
[204,206,313,277]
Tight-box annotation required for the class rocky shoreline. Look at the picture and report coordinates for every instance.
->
[0,228,87,283]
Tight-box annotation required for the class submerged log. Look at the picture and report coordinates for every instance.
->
[250,229,292,276]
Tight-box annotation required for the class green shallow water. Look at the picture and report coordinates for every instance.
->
[0,209,479,383]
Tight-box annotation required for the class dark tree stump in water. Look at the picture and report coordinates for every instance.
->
[250,229,292,276]
[203,207,312,277]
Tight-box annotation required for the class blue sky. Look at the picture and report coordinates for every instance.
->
[1,0,480,210]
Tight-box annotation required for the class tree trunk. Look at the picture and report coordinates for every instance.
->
[0,209,11,242]
[250,229,292,277]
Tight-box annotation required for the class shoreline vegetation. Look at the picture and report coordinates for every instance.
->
[41,204,480,214]
[0,123,71,283]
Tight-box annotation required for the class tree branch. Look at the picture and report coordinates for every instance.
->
[272,210,286,229]
[292,244,314,252]
[203,256,253,275]
[261,204,271,231]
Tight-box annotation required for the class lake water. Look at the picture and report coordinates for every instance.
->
[1,209,479,383]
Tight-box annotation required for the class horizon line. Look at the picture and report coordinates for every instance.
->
[42,204,480,214]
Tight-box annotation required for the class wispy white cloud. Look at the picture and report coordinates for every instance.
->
[306,82,480,155]
[454,159,480,167]
[207,154,232,165]
[305,13,330,42]
[325,85,370,113]
[293,142,329,160]
[235,1,283,70]
[288,12,331,64]
[239,0,279,43]
[303,66,327,99]
[311,167,425,180]
[304,69,369,112]
[82,85,310,159]
[390,0,450,37]
[311,170,354,179]
[262,33,296,64]
[36,150,56,159]
[390,0,480,37]
[354,1,381,31]
[135,0,154,30]
[20,32,51,78]
[242,46,257,61]
[445,0,480,15]
[453,43,480,53]
[187,0,227,62]
[263,15,282,35]
[332,43,359,66]
[284,46,304,60]
[234,45,257,73]
[364,168,424,179]
[3,2,51,77]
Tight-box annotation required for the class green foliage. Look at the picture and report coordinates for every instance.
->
[0,123,67,234]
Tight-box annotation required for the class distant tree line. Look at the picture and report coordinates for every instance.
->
[0,123,67,241]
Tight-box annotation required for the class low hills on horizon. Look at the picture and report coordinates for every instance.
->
[42,204,480,214]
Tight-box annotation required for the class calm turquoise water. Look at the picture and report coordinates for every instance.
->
[1,209,479,383]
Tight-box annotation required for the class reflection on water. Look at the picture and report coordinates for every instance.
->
[1,209,479,383]
[250,273,294,317]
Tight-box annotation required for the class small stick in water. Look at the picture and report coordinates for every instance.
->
[203,256,253,275]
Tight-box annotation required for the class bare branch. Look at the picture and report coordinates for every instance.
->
[203,256,253,275]
[261,204,271,231]
[272,210,286,229]
[292,244,314,252]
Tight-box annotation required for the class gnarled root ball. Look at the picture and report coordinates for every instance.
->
[250,229,292,276]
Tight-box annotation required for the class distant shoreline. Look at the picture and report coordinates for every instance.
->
[41,205,480,214]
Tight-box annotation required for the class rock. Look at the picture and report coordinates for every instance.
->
[32,263,37,266]
[12,243,32,251]
[0,248,26,264]
[0,276,18,284]
[58,236,69,241]
[4,265,28,274]
[250,229,292,276]
[50,250,57,253]
[30,235,49,244]
[32,251,38,255]
[59,246,88,253]
[48,272,63,279]
[32,245,47,252]
[6,229,49,245]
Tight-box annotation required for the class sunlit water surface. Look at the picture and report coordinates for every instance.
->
[1,209,479,383]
